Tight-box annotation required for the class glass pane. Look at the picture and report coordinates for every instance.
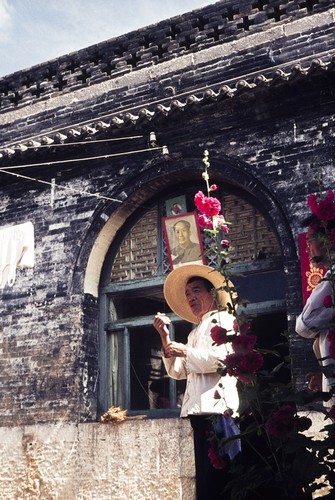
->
[111,295,165,321]
[107,329,129,409]
[127,323,188,411]
[130,326,165,410]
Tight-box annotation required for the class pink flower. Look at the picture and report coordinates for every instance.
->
[307,190,335,221]
[208,447,227,469]
[232,334,257,353]
[194,191,221,217]
[210,184,218,191]
[211,325,228,345]
[197,214,213,229]
[323,295,333,308]
[215,215,229,233]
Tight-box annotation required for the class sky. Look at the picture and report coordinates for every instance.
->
[0,0,212,78]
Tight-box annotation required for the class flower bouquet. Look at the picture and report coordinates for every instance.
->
[194,151,335,499]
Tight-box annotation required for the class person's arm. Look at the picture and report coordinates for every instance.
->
[296,278,334,338]
[153,312,172,353]
[153,313,188,379]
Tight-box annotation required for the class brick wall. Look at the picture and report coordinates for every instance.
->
[0,2,335,497]
[0,0,333,429]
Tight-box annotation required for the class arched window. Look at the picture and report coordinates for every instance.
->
[98,184,286,418]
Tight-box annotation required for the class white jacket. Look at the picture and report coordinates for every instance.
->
[296,271,335,406]
[163,310,239,417]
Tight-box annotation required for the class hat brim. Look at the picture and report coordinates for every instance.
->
[163,264,231,324]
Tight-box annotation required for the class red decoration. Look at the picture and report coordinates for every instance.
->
[298,233,327,304]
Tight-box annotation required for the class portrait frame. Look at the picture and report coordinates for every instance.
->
[163,212,206,270]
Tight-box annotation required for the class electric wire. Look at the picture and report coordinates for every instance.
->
[0,146,163,171]
[0,168,123,203]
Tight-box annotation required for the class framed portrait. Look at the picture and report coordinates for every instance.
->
[163,212,206,270]
[165,195,187,216]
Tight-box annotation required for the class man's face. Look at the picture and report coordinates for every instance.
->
[174,222,191,248]
[185,279,214,319]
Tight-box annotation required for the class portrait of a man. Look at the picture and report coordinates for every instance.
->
[163,212,205,269]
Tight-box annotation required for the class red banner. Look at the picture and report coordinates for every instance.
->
[298,233,327,304]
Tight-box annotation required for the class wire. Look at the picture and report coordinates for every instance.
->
[0,146,163,171]
[0,168,123,203]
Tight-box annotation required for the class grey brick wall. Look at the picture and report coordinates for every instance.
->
[0,0,334,426]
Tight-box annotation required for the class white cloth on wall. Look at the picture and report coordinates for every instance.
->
[0,221,34,289]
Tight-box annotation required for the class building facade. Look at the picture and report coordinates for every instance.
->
[0,0,335,498]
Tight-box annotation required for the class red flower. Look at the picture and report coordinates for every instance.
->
[224,351,264,384]
[194,190,221,217]
[224,352,241,369]
[239,351,264,372]
[307,190,335,221]
[211,325,228,345]
[197,214,213,229]
[232,334,257,353]
[264,405,295,438]
[307,194,319,215]
[220,239,230,250]
[210,184,218,191]
[323,295,333,308]
[208,447,227,469]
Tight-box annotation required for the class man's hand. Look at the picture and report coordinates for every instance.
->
[153,313,172,349]
[153,312,171,335]
[164,341,187,358]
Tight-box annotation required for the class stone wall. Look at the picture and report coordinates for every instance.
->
[0,419,194,500]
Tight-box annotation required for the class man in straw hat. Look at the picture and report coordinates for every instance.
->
[153,264,239,500]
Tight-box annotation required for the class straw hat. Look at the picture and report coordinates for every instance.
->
[163,264,231,324]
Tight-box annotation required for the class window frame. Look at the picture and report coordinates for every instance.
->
[97,186,287,419]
